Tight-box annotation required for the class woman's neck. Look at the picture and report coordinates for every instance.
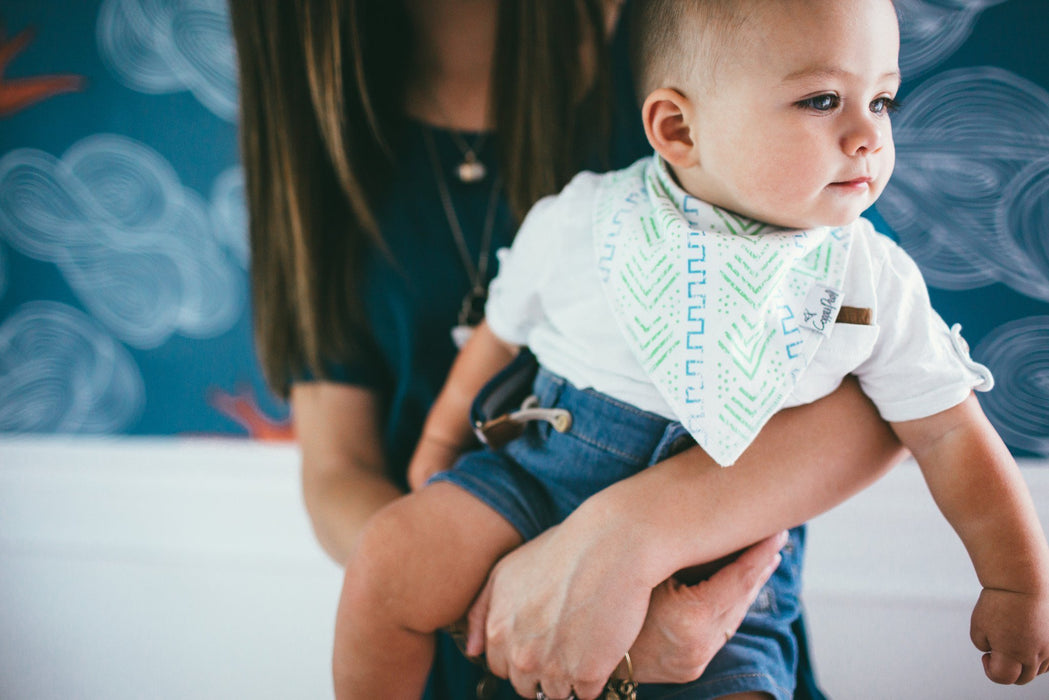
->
[404,0,497,131]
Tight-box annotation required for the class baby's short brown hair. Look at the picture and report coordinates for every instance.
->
[628,0,756,101]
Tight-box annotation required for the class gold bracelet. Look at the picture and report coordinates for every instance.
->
[602,652,637,700]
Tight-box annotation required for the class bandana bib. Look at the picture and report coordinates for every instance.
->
[594,157,855,465]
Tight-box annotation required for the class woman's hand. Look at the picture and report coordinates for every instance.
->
[466,521,653,699]
[628,531,787,683]
[466,378,902,697]
[465,505,786,699]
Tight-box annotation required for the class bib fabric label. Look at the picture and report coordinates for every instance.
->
[800,283,845,335]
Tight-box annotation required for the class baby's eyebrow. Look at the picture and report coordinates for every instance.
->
[781,66,902,84]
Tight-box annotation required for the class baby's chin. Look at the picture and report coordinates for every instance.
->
[710,200,868,231]
[764,207,869,231]
[751,214,854,232]
[713,201,860,230]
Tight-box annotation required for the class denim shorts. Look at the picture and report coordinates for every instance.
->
[430,368,803,700]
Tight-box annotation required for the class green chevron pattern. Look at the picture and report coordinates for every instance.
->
[718,314,774,380]
[595,156,853,465]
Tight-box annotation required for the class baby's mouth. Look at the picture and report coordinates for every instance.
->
[829,176,873,190]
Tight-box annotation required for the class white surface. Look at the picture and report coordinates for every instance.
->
[0,438,342,700]
[804,458,1049,699]
[1,437,1048,699]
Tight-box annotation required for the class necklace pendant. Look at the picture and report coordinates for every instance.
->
[458,286,487,328]
[457,155,487,183]
[451,286,487,348]
[451,324,474,349]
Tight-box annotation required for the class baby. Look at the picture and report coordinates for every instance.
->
[334,1,1049,698]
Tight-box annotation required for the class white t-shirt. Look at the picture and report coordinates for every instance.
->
[486,169,991,426]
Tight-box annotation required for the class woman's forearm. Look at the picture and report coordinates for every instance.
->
[469,377,903,690]
[575,376,906,588]
[302,464,404,565]
[292,382,403,566]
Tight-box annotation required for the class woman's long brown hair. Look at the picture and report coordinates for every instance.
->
[229,0,611,395]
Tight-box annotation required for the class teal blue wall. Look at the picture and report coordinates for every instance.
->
[1,0,282,436]
[1,0,1047,455]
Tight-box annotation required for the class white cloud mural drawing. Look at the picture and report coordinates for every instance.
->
[975,316,1049,456]
[895,0,1009,77]
[0,134,245,349]
[97,0,237,121]
[877,66,1049,302]
[210,165,248,268]
[0,243,7,301]
[0,301,144,433]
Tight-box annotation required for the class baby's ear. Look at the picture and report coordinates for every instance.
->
[642,88,699,167]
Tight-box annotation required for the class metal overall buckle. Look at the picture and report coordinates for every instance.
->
[469,349,572,449]
[473,394,573,449]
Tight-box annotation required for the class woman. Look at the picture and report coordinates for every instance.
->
[228,1,903,697]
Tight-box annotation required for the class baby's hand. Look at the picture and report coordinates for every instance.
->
[971,587,1049,684]
[406,436,461,491]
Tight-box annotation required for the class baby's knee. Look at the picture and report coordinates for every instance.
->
[340,506,417,620]
[340,488,499,635]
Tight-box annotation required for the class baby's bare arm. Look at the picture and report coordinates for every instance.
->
[893,394,1049,684]
[893,395,1049,594]
[407,322,519,490]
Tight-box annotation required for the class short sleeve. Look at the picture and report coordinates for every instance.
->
[485,173,601,346]
[853,239,993,422]
[289,338,389,391]
[316,352,386,389]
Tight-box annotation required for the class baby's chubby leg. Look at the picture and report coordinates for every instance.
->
[333,481,523,699]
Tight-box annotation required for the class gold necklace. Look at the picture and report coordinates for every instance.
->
[422,127,502,347]
[447,129,488,183]
[417,86,490,182]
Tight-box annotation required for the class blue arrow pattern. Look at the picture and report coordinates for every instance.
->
[596,157,853,464]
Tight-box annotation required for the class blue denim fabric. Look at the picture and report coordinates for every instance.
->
[430,368,803,700]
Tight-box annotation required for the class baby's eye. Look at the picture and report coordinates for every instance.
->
[870,96,902,115]
[798,94,840,111]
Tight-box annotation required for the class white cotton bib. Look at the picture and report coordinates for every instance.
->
[594,157,856,465]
